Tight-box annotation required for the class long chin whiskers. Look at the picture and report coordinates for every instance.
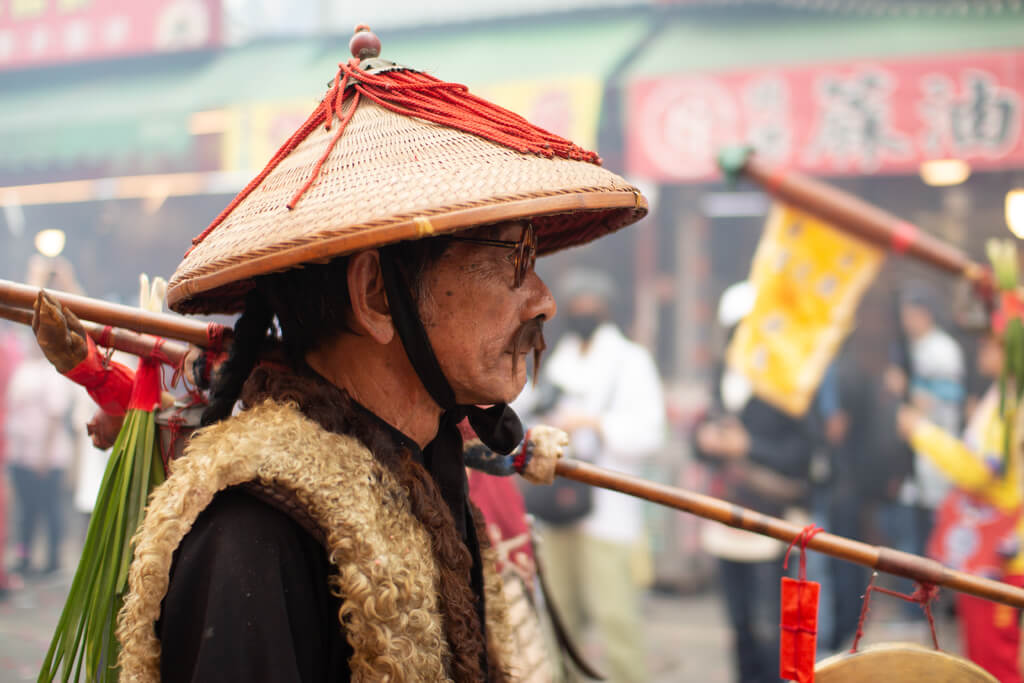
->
[510,318,546,382]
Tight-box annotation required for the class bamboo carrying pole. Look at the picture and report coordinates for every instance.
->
[556,459,1024,608]
[0,279,227,348]
[719,147,993,294]
[0,303,189,367]
[3,281,1023,608]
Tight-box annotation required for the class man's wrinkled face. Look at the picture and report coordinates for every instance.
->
[417,220,556,405]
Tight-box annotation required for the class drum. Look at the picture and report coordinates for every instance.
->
[815,642,997,682]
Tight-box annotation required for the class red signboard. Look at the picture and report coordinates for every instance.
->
[0,0,221,71]
[626,50,1024,181]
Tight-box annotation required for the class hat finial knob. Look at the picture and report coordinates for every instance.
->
[350,25,381,60]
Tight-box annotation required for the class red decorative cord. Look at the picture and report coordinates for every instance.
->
[200,322,229,387]
[170,352,206,406]
[99,325,115,368]
[513,429,531,474]
[187,58,602,254]
[147,337,173,393]
[206,322,226,352]
[783,524,824,581]
[170,351,187,390]
[851,573,941,652]
[162,413,185,474]
[287,68,361,209]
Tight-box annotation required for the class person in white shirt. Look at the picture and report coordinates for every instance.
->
[5,338,77,575]
[518,268,666,682]
[883,282,965,621]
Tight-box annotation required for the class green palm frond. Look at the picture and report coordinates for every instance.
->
[40,406,165,682]
[988,239,1024,464]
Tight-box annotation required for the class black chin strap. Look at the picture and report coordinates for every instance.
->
[379,250,519,675]
[377,250,524,455]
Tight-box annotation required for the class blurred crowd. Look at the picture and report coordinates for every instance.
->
[0,259,113,599]
[512,269,1020,682]
[0,257,1020,683]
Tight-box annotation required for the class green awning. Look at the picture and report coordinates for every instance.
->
[0,42,329,171]
[622,11,1024,79]
[314,16,651,87]
[0,17,651,173]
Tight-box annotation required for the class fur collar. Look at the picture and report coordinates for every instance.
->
[118,396,516,681]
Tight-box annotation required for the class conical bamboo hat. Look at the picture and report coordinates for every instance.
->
[168,35,646,314]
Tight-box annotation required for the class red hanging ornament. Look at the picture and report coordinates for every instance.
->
[780,525,824,683]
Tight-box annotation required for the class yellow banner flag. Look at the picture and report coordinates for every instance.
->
[726,203,884,416]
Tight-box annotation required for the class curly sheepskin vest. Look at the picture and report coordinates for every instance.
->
[116,399,515,682]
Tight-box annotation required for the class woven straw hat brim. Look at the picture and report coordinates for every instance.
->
[168,99,646,314]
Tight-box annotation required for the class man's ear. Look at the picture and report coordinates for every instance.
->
[347,250,395,345]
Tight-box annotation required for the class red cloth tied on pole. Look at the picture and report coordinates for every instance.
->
[780,525,823,683]
[64,334,135,416]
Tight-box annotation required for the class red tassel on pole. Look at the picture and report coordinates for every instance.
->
[780,525,823,683]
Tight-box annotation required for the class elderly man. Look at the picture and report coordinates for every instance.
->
[115,29,646,683]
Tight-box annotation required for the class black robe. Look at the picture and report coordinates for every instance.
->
[157,366,486,682]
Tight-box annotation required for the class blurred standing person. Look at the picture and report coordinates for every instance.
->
[883,283,964,614]
[694,282,815,683]
[802,362,843,654]
[0,326,24,598]
[897,321,1024,683]
[5,333,77,575]
[5,257,82,576]
[521,268,666,682]
[822,346,880,649]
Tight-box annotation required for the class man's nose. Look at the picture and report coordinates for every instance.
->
[523,270,557,322]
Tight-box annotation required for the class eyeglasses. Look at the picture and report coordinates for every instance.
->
[440,222,538,289]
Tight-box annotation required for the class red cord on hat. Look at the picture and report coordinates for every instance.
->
[188,42,602,255]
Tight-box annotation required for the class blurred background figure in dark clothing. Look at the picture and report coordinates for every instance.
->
[693,281,815,683]
[810,345,884,652]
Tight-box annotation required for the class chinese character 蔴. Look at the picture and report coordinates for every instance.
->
[804,69,911,172]
[919,69,1021,159]
[743,75,792,164]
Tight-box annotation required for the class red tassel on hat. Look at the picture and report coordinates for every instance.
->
[188,25,600,256]
[780,525,823,683]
